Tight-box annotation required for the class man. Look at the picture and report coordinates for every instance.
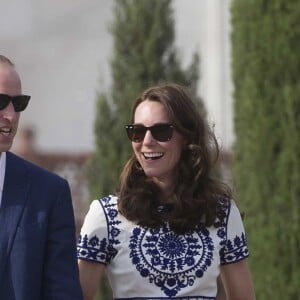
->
[0,55,83,299]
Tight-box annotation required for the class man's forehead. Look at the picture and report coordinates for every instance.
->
[0,63,22,94]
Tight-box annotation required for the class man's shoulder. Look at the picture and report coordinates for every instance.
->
[6,151,67,185]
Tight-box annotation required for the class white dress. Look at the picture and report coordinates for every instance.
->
[77,195,249,300]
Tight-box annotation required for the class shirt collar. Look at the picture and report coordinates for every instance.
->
[0,152,7,193]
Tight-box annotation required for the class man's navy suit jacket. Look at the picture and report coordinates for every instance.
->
[0,152,83,299]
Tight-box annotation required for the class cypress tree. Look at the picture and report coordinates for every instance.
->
[231,0,299,299]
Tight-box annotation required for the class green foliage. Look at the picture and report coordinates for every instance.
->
[231,0,300,298]
[85,0,200,298]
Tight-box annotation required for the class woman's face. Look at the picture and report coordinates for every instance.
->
[132,100,185,189]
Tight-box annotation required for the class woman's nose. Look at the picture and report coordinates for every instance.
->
[143,130,155,144]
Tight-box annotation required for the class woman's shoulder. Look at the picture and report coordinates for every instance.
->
[90,194,118,209]
[80,195,118,228]
[216,196,245,225]
[99,194,118,203]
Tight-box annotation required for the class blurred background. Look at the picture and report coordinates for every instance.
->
[1,0,299,299]
[2,0,233,153]
[1,0,233,231]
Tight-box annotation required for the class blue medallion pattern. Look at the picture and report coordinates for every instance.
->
[129,224,214,297]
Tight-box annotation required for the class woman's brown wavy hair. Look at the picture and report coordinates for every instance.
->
[118,83,231,234]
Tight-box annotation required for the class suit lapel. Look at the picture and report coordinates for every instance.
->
[0,152,30,281]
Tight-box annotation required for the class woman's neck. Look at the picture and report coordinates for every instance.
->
[153,177,175,203]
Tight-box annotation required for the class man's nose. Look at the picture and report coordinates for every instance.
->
[1,102,18,119]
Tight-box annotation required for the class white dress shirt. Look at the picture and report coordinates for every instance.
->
[0,152,7,208]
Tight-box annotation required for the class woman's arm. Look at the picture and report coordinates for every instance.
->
[216,276,227,300]
[220,259,256,300]
[78,259,106,300]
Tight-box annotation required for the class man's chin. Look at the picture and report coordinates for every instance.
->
[0,143,13,153]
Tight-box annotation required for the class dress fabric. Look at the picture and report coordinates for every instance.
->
[77,195,249,300]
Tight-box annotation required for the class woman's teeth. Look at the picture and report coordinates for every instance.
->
[143,152,163,160]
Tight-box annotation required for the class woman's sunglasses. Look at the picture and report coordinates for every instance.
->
[0,94,31,112]
[125,123,174,142]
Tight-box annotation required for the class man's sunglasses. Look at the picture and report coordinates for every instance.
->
[125,123,174,142]
[0,94,31,112]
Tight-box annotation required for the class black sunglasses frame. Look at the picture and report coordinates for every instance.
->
[0,93,31,112]
[125,123,174,142]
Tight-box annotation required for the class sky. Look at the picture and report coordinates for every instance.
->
[1,0,232,153]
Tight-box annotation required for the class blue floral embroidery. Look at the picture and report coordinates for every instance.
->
[77,196,121,263]
[115,297,215,300]
[129,224,214,297]
[217,198,249,264]
[77,234,108,261]
[221,233,249,263]
[217,197,229,250]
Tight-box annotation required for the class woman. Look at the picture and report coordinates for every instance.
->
[77,83,256,299]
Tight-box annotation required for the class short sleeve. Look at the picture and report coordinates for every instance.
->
[220,200,249,265]
[77,199,110,264]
